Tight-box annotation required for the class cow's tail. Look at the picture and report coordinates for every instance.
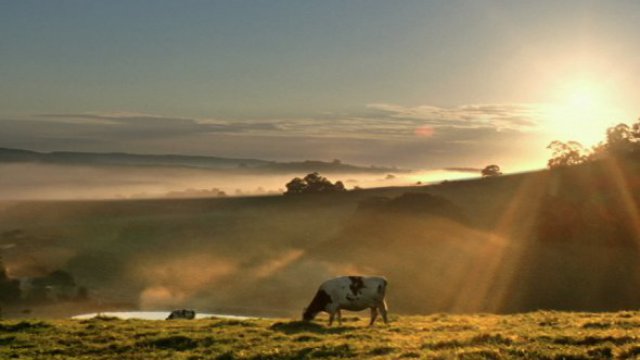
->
[377,278,388,296]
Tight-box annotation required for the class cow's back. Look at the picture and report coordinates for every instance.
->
[321,276,387,310]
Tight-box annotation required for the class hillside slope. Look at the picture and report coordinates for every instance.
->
[0,147,402,174]
[0,156,639,317]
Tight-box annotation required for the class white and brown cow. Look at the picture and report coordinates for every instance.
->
[302,276,388,326]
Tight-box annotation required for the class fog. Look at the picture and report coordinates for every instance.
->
[2,158,640,319]
[0,163,478,200]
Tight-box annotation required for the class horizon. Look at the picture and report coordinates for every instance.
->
[2,1,639,173]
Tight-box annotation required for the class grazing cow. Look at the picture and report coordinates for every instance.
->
[302,276,388,326]
[166,309,196,320]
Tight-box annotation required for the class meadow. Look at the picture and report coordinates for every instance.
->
[3,311,640,359]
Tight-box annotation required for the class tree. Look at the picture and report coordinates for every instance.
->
[334,181,346,191]
[605,123,634,155]
[546,140,588,168]
[481,164,502,177]
[285,177,306,194]
[631,118,640,141]
[284,172,347,195]
[0,255,20,304]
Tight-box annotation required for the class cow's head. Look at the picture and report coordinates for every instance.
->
[302,307,317,322]
[303,289,331,321]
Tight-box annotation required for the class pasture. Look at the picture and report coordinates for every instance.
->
[2,311,640,359]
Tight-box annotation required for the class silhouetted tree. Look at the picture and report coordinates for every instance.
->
[632,118,640,140]
[75,286,89,301]
[285,177,306,194]
[606,123,634,155]
[0,255,20,304]
[589,119,640,160]
[284,172,347,195]
[481,164,502,177]
[547,140,588,168]
[27,270,78,303]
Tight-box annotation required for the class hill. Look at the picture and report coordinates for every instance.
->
[2,311,640,359]
[0,147,402,174]
[0,155,639,318]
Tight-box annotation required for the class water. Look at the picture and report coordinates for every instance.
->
[71,311,255,320]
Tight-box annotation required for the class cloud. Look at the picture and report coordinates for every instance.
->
[366,103,543,131]
[32,102,545,141]
[0,102,551,169]
[38,112,283,137]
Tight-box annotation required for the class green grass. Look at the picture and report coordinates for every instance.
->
[3,312,640,359]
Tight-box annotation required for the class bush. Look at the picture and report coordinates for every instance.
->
[481,164,502,177]
[284,172,347,195]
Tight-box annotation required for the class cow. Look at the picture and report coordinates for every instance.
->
[166,309,196,320]
[302,276,388,326]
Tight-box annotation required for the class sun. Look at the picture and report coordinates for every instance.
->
[545,78,622,146]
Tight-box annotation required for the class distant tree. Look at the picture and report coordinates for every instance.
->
[481,164,502,177]
[28,270,78,303]
[284,177,306,194]
[632,118,640,140]
[75,286,89,301]
[303,172,332,192]
[587,141,608,161]
[605,123,634,155]
[0,256,8,282]
[0,255,20,304]
[284,172,347,195]
[546,140,589,168]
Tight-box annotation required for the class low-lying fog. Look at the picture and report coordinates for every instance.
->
[0,163,478,200]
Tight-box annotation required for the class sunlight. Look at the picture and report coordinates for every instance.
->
[545,78,623,146]
[409,169,478,184]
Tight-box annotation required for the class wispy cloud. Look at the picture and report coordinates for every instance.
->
[34,102,545,140]
[366,103,543,131]
[0,103,550,168]
[39,112,283,136]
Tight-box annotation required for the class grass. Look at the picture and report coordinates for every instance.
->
[2,311,640,359]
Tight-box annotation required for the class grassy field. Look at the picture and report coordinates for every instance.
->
[2,311,640,359]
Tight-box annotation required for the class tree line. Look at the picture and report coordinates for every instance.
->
[547,119,640,168]
[282,118,640,193]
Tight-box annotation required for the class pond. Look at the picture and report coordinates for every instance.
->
[71,311,255,320]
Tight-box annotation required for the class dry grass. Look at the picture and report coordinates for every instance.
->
[2,311,640,359]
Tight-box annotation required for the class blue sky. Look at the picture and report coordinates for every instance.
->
[1,1,638,169]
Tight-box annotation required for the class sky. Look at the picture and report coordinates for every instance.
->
[1,0,639,170]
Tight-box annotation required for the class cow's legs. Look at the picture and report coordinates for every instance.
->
[369,306,378,326]
[326,303,340,326]
[337,309,343,326]
[379,300,389,324]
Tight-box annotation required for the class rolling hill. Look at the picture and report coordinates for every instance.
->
[0,155,639,319]
[0,147,403,174]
